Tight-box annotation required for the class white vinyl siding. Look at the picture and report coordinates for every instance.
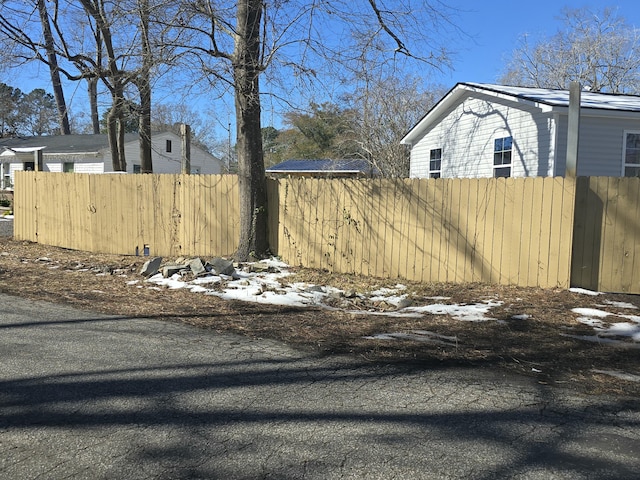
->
[554,116,640,176]
[74,162,104,174]
[409,93,555,178]
[121,132,223,174]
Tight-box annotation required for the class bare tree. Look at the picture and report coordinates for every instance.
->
[1,1,172,171]
[501,7,640,94]
[168,0,457,260]
[347,75,445,177]
[36,0,71,134]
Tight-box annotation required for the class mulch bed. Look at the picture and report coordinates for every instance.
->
[1,237,639,398]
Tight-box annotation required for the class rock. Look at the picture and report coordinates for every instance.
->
[306,285,325,293]
[344,289,357,298]
[209,257,235,276]
[396,298,413,309]
[162,264,187,278]
[189,258,207,276]
[140,257,162,277]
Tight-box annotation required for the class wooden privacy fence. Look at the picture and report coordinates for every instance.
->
[572,176,640,294]
[14,173,240,258]
[12,172,640,293]
[273,177,575,288]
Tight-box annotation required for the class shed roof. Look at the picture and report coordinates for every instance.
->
[266,159,374,174]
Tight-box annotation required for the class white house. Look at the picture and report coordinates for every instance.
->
[401,82,640,179]
[0,131,223,188]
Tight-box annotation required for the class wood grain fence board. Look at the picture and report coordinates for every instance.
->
[393,180,406,279]
[623,178,640,292]
[476,179,494,284]
[463,180,477,283]
[620,178,640,293]
[490,179,506,284]
[570,177,591,289]
[338,179,355,274]
[412,179,427,282]
[502,178,519,285]
[535,178,552,287]
[517,178,534,286]
[558,177,577,289]
[428,180,442,282]
[602,177,623,292]
[617,177,638,293]
[409,179,422,280]
[353,179,370,277]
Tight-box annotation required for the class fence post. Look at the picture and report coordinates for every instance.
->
[566,81,581,289]
[565,82,581,178]
[34,149,43,172]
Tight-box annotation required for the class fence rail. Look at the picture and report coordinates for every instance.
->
[13,172,640,293]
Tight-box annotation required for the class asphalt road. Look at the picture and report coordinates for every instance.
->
[1,294,639,479]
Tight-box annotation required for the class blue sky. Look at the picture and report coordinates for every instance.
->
[4,1,640,138]
[438,0,640,86]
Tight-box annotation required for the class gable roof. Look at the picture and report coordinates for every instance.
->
[0,134,138,154]
[266,159,375,174]
[401,82,640,145]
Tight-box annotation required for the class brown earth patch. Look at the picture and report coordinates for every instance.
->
[1,237,639,397]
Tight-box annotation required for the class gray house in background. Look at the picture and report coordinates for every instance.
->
[266,159,378,178]
[401,83,640,179]
[0,131,223,189]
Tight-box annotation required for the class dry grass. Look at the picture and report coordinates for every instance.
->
[1,237,639,397]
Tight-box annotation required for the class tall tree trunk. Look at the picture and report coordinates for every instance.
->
[233,0,268,260]
[87,78,100,134]
[37,0,71,135]
[138,0,152,173]
[107,90,126,171]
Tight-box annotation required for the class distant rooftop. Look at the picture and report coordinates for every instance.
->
[0,134,139,154]
[266,159,376,174]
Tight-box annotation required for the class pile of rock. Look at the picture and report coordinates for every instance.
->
[139,256,283,280]
[139,256,236,279]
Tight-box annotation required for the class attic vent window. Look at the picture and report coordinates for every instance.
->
[166,139,172,152]
[493,136,512,178]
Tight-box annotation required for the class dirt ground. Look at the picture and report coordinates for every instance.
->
[1,236,639,398]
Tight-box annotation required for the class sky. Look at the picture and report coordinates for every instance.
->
[440,0,640,86]
[4,1,640,139]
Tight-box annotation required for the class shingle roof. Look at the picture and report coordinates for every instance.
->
[402,82,640,145]
[0,134,139,153]
[266,159,374,173]
[464,83,640,112]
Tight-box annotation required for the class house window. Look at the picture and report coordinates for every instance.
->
[133,164,141,173]
[429,148,442,178]
[493,136,512,178]
[23,161,35,171]
[166,139,172,153]
[623,131,640,177]
[63,162,74,173]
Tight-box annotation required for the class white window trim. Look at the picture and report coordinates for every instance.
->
[493,136,513,178]
[622,130,640,176]
[429,148,442,178]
